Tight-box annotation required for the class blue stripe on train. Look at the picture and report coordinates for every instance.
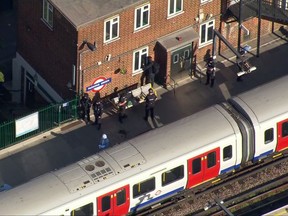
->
[220,164,240,174]
[253,149,273,162]
[130,186,184,213]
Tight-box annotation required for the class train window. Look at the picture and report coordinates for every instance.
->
[192,158,201,174]
[133,177,155,198]
[265,128,274,144]
[116,189,126,206]
[207,152,216,168]
[223,145,232,161]
[161,165,184,186]
[101,196,111,212]
[282,122,288,137]
[70,203,93,216]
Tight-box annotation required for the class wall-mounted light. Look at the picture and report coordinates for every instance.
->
[83,40,96,51]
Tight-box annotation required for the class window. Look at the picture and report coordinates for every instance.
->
[135,4,150,30]
[70,203,93,216]
[200,0,210,4]
[207,152,216,168]
[282,122,288,137]
[101,196,111,212]
[133,177,155,198]
[223,145,232,161]
[168,0,183,17]
[133,47,148,73]
[162,165,184,186]
[173,54,179,63]
[43,0,53,28]
[116,189,126,206]
[265,128,274,144]
[184,50,190,59]
[104,16,119,43]
[199,20,215,46]
[192,158,201,174]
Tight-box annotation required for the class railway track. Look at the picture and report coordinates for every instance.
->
[136,155,288,216]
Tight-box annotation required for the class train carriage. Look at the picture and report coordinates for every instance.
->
[229,75,288,160]
[0,105,242,215]
[1,76,288,215]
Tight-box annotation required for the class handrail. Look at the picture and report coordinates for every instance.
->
[165,74,177,95]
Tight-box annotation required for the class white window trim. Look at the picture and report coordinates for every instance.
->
[200,0,213,5]
[42,0,53,28]
[132,46,149,75]
[134,3,150,31]
[199,20,215,47]
[168,0,183,18]
[104,15,120,43]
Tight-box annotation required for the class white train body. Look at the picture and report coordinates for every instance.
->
[1,76,288,215]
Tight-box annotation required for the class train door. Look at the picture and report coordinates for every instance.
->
[186,148,220,188]
[276,119,288,151]
[97,185,130,216]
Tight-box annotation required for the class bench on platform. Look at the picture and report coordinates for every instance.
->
[111,83,152,109]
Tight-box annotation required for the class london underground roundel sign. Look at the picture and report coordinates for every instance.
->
[86,76,112,92]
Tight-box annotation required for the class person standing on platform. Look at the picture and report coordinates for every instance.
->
[93,98,104,130]
[144,88,157,121]
[80,93,92,123]
[118,94,127,123]
[205,57,215,86]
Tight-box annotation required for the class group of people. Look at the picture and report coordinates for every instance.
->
[79,87,157,127]
[117,87,157,123]
[79,92,103,130]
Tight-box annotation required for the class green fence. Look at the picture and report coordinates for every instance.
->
[0,97,79,149]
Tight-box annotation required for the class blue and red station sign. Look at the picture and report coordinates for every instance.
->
[86,76,112,92]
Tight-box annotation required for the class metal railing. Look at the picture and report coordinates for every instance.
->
[165,74,177,95]
[0,97,79,149]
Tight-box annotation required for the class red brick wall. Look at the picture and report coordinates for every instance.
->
[78,0,225,98]
[17,0,282,100]
[17,0,77,99]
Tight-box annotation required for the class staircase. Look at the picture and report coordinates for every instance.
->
[227,0,288,25]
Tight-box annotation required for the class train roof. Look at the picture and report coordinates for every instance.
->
[0,105,239,214]
[230,75,288,124]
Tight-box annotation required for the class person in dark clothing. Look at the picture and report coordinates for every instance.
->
[143,56,159,87]
[118,94,127,123]
[144,88,157,121]
[205,58,215,87]
[93,98,103,130]
[80,93,92,123]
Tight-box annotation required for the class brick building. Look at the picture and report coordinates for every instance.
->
[11,0,287,106]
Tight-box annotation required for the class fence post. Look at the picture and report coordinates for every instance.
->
[58,104,61,126]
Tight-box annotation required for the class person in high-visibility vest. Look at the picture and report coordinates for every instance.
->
[0,70,4,90]
[0,71,4,83]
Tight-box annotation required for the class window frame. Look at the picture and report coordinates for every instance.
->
[42,0,53,28]
[133,177,155,198]
[133,46,149,75]
[168,0,183,17]
[199,20,215,46]
[135,3,150,31]
[207,151,216,168]
[192,158,201,174]
[223,145,232,161]
[70,202,93,216]
[264,128,274,144]
[200,0,212,4]
[161,165,184,186]
[104,15,120,43]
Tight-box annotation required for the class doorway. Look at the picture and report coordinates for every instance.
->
[170,44,192,81]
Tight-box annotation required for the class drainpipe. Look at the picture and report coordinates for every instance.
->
[237,0,243,53]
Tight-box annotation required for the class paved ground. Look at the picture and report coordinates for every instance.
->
[0,28,287,187]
